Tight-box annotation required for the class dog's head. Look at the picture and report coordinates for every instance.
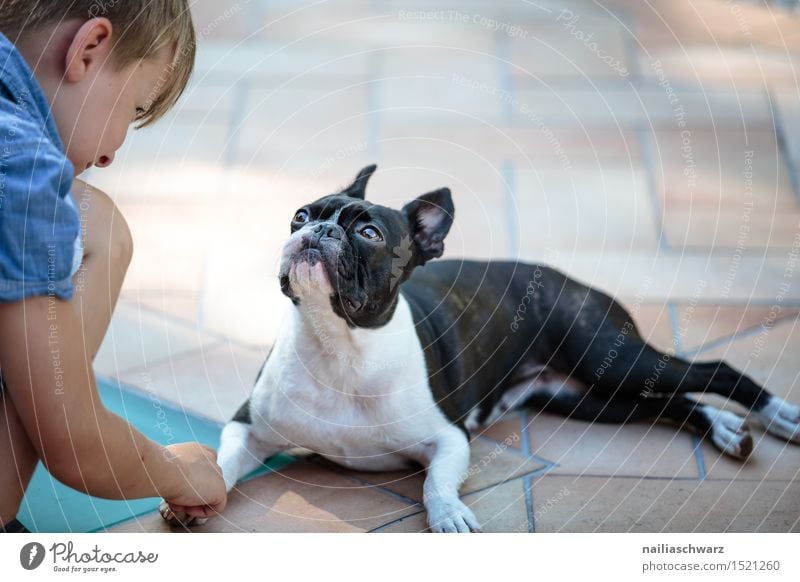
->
[279,164,454,328]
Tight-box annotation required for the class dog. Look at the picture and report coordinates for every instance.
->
[161,165,800,533]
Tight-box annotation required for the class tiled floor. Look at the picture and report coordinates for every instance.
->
[97,0,800,532]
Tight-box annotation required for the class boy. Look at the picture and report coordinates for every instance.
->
[0,1,226,533]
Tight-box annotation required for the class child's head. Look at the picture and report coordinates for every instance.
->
[0,1,195,174]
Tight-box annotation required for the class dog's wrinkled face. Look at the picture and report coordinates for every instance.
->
[279,165,454,328]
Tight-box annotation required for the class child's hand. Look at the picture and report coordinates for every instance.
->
[160,442,227,517]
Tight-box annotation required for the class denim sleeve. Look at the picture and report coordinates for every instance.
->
[0,128,79,302]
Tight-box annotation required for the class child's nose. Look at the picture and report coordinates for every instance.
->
[96,154,115,167]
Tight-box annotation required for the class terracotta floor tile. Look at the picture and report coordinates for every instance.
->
[675,304,799,355]
[698,426,800,482]
[515,166,659,251]
[193,41,371,82]
[527,412,699,478]
[378,75,505,125]
[235,115,371,167]
[509,18,631,79]
[691,317,800,402]
[117,342,268,424]
[649,128,800,250]
[316,436,546,504]
[115,200,215,294]
[476,414,526,450]
[378,124,641,166]
[190,0,254,40]
[525,252,800,304]
[512,82,773,128]
[125,292,202,327]
[94,303,219,378]
[110,460,419,533]
[638,45,797,91]
[376,479,530,533]
[532,475,800,532]
[625,303,675,354]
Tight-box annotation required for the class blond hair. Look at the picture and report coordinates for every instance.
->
[0,0,196,127]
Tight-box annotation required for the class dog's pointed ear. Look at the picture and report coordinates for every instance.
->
[402,187,454,264]
[342,164,377,199]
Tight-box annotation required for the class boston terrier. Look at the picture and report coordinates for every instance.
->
[161,165,800,533]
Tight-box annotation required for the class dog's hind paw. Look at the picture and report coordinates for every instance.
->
[757,396,800,444]
[158,500,208,529]
[703,406,753,459]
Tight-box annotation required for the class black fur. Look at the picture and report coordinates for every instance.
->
[255,165,778,451]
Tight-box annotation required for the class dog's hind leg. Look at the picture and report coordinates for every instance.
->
[526,390,753,459]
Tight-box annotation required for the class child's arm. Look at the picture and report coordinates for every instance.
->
[0,295,226,515]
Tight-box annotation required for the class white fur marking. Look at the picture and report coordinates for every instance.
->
[702,405,752,459]
[757,396,800,443]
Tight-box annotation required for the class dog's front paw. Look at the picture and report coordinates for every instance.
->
[426,498,481,533]
[757,396,800,444]
[158,500,208,529]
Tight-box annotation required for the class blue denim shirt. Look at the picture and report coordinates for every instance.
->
[0,32,79,302]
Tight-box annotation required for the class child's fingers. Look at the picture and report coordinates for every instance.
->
[182,505,212,518]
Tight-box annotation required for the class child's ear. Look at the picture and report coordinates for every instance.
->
[401,187,455,264]
[64,18,114,83]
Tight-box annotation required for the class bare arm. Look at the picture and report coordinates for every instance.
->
[0,295,224,512]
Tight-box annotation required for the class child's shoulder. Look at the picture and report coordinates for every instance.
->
[0,32,66,157]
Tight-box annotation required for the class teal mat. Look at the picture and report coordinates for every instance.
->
[16,378,293,532]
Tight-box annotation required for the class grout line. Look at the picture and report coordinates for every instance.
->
[635,126,670,251]
[767,89,800,206]
[502,160,520,257]
[519,410,532,457]
[494,29,516,122]
[367,508,427,533]
[523,475,535,533]
[616,7,642,85]
[692,435,707,481]
[222,78,250,168]
[682,311,799,359]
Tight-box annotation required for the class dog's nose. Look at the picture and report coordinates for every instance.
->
[314,223,342,240]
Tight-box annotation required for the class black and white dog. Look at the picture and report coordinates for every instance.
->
[162,165,800,533]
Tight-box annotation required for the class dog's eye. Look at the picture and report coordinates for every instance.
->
[293,209,310,224]
[359,225,383,241]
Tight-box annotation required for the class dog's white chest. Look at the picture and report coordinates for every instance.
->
[249,296,450,471]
